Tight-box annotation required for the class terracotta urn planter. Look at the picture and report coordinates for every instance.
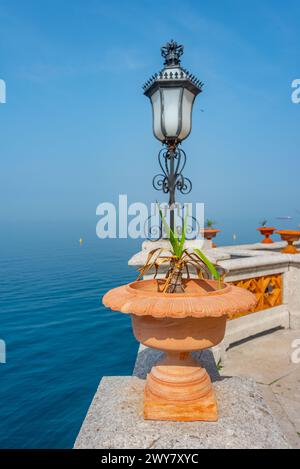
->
[103,278,256,422]
[276,230,300,254]
[257,227,276,244]
[202,229,221,248]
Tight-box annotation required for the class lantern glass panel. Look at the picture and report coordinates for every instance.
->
[161,87,182,139]
[178,88,195,141]
[150,89,164,142]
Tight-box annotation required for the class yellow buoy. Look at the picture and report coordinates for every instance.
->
[79,238,84,245]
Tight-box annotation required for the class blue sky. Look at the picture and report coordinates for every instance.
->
[0,0,300,233]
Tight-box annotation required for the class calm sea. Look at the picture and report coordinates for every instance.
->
[0,218,293,448]
[0,223,140,448]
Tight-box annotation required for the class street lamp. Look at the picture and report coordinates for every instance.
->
[144,40,203,232]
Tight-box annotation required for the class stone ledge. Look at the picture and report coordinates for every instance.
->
[74,375,290,449]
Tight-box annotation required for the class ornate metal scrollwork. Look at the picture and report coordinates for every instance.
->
[143,215,163,241]
[144,209,200,241]
[152,146,192,198]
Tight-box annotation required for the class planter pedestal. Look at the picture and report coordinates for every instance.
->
[202,229,220,248]
[257,227,276,244]
[103,279,256,422]
[276,230,300,254]
[144,351,217,421]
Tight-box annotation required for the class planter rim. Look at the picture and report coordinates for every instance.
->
[276,230,300,236]
[201,228,221,233]
[102,278,257,319]
[128,278,230,297]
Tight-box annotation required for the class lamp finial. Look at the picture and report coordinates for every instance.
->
[161,40,184,67]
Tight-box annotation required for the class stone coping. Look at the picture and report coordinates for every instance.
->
[129,248,229,267]
[219,253,300,273]
[217,240,300,251]
[128,240,300,271]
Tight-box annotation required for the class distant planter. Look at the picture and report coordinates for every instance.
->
[257,227,276,244]
[103,278,256,422]
[276,230,300,254]
[202,229,221,248]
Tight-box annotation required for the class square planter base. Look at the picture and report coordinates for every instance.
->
[144,386,218,422]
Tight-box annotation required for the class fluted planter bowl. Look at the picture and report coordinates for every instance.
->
[103,279,256,422]
[132,315,226,353]
[276,230,300,254]
[201,228,221,247]
[257,227,276,244]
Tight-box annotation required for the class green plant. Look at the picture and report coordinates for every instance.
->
[260,219,268,227]
[137,206,222,293]
[206,219,216,228]
[216,359,223,371]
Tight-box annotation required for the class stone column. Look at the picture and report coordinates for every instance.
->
[284,263,300,330]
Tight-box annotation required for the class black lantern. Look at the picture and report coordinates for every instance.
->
[144,40,203,232]
[144,40,203,145]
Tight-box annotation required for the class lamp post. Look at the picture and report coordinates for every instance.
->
[144,40,203,233]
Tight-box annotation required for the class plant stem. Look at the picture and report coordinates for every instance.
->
[166,261,184,293]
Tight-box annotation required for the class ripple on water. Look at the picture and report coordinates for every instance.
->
[0,238,139,448]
